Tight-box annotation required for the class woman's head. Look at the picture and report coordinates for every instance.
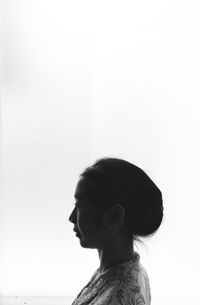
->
[69,156,164,247]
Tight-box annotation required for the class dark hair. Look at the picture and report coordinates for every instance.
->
[79,156,164,246]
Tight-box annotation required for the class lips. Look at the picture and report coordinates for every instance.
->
[73,227,79,234]
[74,229,80,237]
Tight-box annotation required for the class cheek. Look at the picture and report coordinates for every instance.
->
[92,210,104,228]
[78,210,102,232]
[77,210,93,229]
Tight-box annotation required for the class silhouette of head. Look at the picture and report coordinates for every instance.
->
[69,156,164,247]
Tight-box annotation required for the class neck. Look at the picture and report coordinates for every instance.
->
[97,236,134,275]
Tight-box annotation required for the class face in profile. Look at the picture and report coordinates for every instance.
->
[69,177,107,249]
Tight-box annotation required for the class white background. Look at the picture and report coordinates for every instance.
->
[1,0,200,300]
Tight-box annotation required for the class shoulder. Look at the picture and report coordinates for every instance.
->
[94,278,146,305]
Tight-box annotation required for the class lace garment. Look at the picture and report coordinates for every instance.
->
[71,251,151,305]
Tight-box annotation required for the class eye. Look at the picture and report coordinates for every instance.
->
[74,202,80,209]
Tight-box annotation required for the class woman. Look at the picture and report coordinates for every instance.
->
[69,157,164,305]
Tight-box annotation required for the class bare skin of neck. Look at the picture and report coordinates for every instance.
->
[97,233,134,275]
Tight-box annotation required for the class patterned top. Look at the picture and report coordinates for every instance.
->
[71,251,151,305]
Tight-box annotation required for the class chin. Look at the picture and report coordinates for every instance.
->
[79,237,98,249]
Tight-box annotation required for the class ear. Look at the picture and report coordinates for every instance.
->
[102,204,125,226]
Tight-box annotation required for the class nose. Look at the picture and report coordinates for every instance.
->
[68,206,76,223]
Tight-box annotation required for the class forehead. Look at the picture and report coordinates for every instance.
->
[74,177,98,202]
[74,177,112,213]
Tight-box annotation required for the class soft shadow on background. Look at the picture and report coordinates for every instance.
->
[1,0,200,304]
